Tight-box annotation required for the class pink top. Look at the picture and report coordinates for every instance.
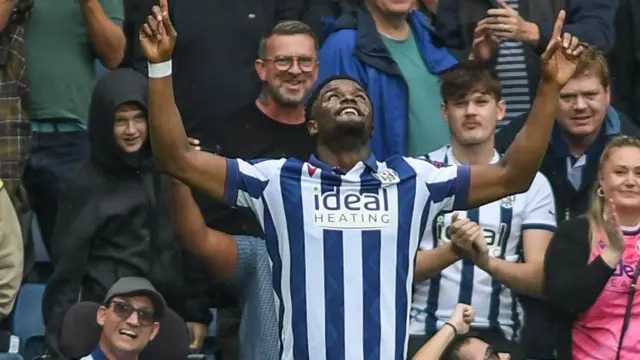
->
[572,229,640,360]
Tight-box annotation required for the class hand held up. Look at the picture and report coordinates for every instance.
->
[448,304,475,335]
[604,198,625,253]
[540,10,585,87]
[139,0,177,64]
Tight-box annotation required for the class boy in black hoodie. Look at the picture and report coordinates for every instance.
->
[41,68,212,359]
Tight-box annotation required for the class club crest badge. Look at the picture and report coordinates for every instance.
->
[373,169,400,184]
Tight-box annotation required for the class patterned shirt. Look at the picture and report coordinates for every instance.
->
[0,1,31,210]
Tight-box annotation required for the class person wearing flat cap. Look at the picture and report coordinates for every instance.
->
[81,277,166,360]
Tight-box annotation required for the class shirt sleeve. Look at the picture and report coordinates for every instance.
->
[522,173,557,232]
[223,158,284,210]
[99,0,125,26]
[407,157,471,213]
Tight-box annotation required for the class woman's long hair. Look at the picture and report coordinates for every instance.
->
[587,135,640,248]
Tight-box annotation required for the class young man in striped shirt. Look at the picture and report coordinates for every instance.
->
[408,61,556,359]
[141,3,580,358]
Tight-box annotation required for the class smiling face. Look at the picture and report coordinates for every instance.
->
[557,74,610,138]
[97,296,159,356]
[114,103,147,154]
[256,33,318,107]
[599,145,640,211]
[307,78,373,142]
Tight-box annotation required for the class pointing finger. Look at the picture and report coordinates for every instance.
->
[551,10,566,40]
[159,0,169,14]
[496,0,512,10]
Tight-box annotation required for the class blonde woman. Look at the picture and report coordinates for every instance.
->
[545,135,640,360]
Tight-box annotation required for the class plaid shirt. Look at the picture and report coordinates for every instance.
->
[0,1,31,210]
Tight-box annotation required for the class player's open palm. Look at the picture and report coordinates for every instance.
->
[540,10,585,87]
[139,0,177,64]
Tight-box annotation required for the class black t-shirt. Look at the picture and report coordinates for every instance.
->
[195,102,314,236]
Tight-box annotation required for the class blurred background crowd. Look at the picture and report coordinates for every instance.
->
[0,0,638,359]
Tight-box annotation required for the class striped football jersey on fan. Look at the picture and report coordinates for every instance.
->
[410,145,556,341]
[223,153,470,360]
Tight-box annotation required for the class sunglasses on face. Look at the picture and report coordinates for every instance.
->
[109,300,155,326]
[261,56,317,72]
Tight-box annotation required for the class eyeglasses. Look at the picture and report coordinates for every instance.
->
[261,56,317,72]
[109,300,155,326]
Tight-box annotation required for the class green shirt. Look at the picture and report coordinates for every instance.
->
[381,31,449,156]
[25,0,124,123]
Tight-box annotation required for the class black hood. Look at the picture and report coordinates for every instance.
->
[88,68,150,172]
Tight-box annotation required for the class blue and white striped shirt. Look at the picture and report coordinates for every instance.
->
[223,153,471,360]
[410,146,556,341]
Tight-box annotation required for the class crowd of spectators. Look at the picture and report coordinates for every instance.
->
[0,0,639,359]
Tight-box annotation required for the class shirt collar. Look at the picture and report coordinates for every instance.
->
[550,123,606,159]
[308,153,379,173]
[444,145,501,165]
[90,347,109,360]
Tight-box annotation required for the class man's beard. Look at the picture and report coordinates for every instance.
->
[269,84,305,108]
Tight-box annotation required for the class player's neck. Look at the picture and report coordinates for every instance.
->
[256,95,305,125]
[315,144,370,172]
[450,140,496,165]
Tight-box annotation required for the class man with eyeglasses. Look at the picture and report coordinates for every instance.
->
[81,277,165,360]
[182,19,317,360]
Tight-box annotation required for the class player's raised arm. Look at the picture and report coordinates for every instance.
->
[139,0,226,200]
[467,11,584,207]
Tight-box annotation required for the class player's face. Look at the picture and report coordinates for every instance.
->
[456,338,510,360]
[557,74,610,138]
[256,34,318,107]
[599,146,640,211]
[443,92,505,146]
[308,79,373,139]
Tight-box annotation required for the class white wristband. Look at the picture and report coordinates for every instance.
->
[148,60,172,78]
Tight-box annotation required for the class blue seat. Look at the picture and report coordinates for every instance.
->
[0,354,24,360]
[12,284,46,360]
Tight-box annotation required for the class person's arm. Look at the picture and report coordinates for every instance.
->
[80,0,126,69]
[169,178,240,279]
[42,179,96,357]
[544,219,619,314]
[412,304,475,360]
[536,0,617,53]
[0,185,23,320]
[0,0,14,32]
[476,174,556,296]
[414,244,460,283]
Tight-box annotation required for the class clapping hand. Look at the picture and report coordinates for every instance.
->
[540,10,585,87]
[139,0,177,64]
[604,198,626,253]
[448,213,477,256]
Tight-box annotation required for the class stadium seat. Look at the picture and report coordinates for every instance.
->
[12,284,46,360]
[0,354,24,360]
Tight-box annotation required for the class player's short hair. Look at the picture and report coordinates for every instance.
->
[440,60,502,103]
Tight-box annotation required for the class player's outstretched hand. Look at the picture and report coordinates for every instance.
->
[139,0,177,64]
[540,10,585,87]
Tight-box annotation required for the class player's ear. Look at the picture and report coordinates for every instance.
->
[307,119,318,136]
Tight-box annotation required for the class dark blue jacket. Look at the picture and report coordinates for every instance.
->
[317,6,457,158]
